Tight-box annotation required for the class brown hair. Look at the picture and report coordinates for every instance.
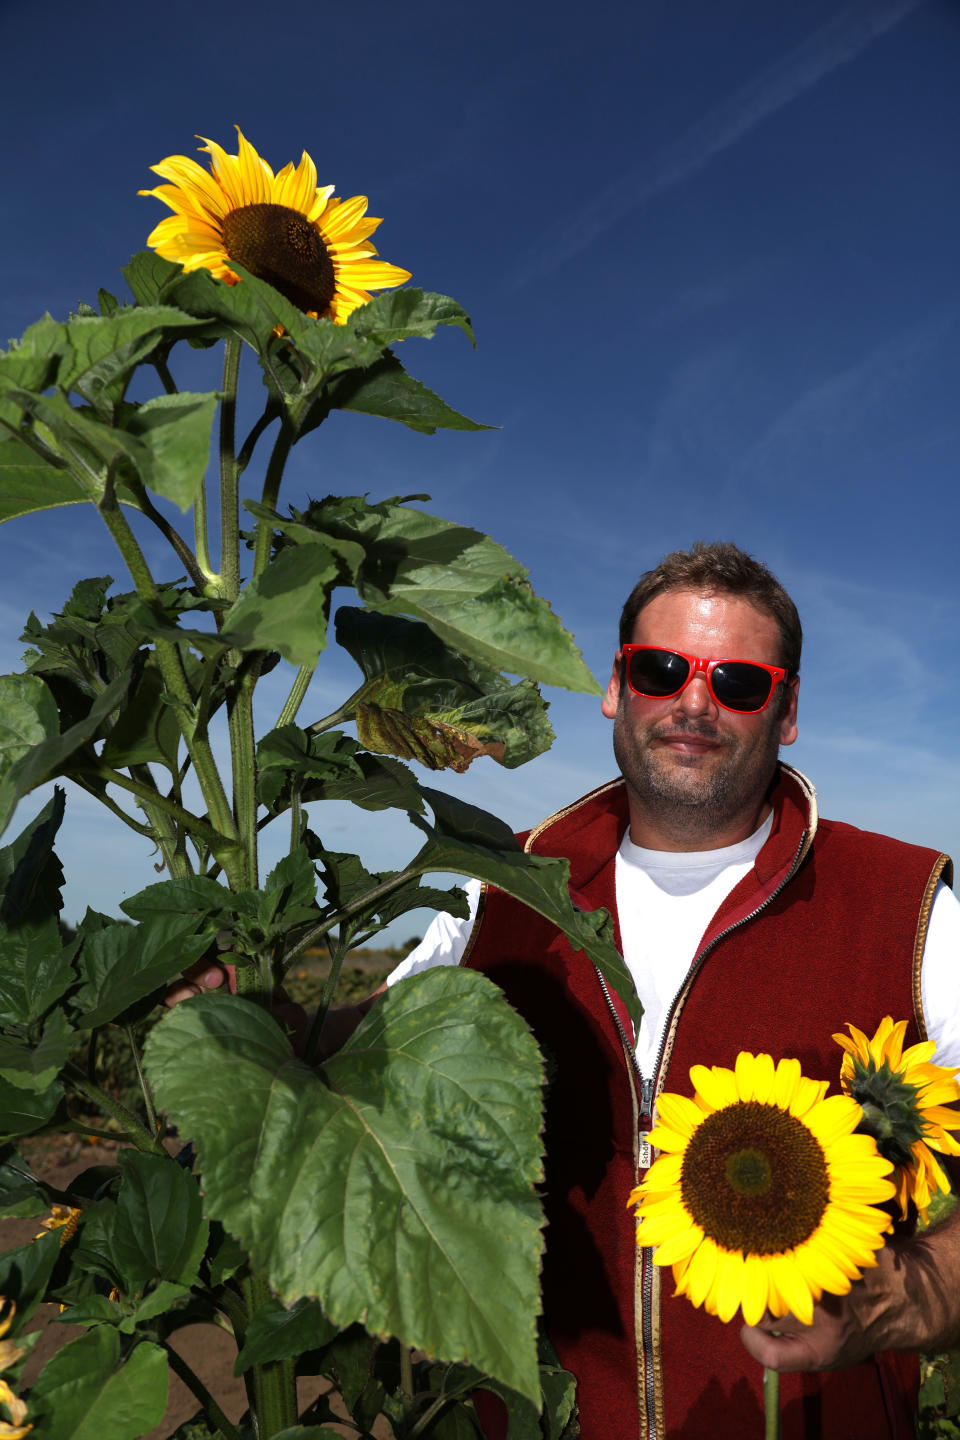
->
[618,540,802,674]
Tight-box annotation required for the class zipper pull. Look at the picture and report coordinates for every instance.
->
[640,1076,656,1118]
[638,1076,657,1170]
[638,1130,654,1170]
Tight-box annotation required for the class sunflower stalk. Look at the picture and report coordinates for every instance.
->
[0,126,587,1440]
[763,1366,781,1440]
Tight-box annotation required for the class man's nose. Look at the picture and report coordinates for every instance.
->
[673,673,717,718]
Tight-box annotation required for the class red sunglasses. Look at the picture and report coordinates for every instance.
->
[621,645,788,714]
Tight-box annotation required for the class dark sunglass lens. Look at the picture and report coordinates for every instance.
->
[712,662,773,712]
[628,648,690,696]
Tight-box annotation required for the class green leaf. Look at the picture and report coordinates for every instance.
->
[349,288,476,347]
[409,788,640,1034]
[59,307,207,404]
[256,726,364,812]
[0,670,131,838]
[0,1148,47,1217]
[300,749,424,814]
[0,790,73,1025]
[234,1296,336,1374]
[109,1151,206,1292]
[0,1228,62,1325]
[221,544,340,664]
[0,1071,62,1139]
[99,654,181,770]
[0,314,66,394]
[0,674,60,781]
[0,438,90,525]
[71,911,219,1029]
[144,971,545,1402]
[119,874,233,925]
[305,497,599,692]
[259,846,317,928]
[28,1330,169,1440]
[120,391,218,511]
[0,1010,74,1091]
[331,354,489,434]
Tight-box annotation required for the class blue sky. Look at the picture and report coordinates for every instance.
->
[3,0,959,934]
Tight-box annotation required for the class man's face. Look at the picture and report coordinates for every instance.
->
[601,589,799,843]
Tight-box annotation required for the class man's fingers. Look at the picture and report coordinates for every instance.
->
[163,961,230,1008]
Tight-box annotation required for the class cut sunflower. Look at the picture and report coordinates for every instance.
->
[140,129,410,323]
[0,1301,30,1439]
[834,1016,960,1222]
[628,1051,896,1327]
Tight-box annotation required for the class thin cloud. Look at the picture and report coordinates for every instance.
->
[510,0,925,289]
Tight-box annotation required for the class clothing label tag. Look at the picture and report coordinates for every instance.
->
[638,1132,654,1169]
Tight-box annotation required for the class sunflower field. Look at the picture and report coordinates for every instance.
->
[0,134,636,1439]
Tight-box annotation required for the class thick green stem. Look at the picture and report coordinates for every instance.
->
[241,1273,298,1437]
[227,657,260,893]
[275,663,315,730]
[64,1063,164,1155]
[219,337,242,601]
[121,476,206,590]
[95,495,240,870]
[252,424,294,579]
[162,1342,244,1440]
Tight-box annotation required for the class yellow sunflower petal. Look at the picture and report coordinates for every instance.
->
[740,1252,771,1327]
[655,1091,707,1138]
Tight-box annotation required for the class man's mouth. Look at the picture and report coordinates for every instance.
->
[653,729,723,756]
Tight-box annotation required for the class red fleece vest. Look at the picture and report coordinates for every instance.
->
[464,766,951,1440]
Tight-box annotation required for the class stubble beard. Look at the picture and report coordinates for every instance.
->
[612,704,782,843]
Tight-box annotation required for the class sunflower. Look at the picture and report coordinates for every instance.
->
[834,1017,960,1223]
[140,129,410,324]
[627,1051,895,1328]
[34,1203,81,1246]
[0,1302,30,1440]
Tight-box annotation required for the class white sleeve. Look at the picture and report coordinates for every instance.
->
[385,878,482,986]
[919,881,960,1068]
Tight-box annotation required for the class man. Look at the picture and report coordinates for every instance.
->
[384,541,960,1440]
[175,542,960,1438]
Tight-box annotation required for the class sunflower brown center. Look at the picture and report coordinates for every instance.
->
[680,1101,830,1255]
[221,203,335,315]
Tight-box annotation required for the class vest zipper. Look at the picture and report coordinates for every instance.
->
[593,828,809,1440]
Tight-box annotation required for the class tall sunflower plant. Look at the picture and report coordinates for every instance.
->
[0,132,631,1440]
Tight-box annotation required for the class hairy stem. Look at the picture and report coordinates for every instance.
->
[275,663,316,730]
[78,762,233,859]
[241,1273,298,1437]
[219,337,242,601]
[64,1063,165,1155]
[252,423,294,578]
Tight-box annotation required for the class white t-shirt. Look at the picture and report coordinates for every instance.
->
[389,822,960,1074]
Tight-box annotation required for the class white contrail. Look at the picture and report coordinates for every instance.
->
[510,0,925,288]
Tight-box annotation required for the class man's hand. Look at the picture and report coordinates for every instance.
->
[164,958,236,1007]
[741,1191,960,1371]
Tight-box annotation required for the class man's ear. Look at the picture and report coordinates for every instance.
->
[779,675,800,747]
[601,654,623,719]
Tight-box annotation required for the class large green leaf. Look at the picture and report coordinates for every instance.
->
[407,788,640,1034]
[349,288,476,347]
[0,1147,47,1218]
[58,307,207,402]
[331,354,488,434]
[27,1330,168,1440]
[0,438,91,525]
[221,543,340,664]
[302,497,599,693]
[144,970,546,1402]
[0,1228,62,1325]
[0,670,131,838]
[70,911,219,1029]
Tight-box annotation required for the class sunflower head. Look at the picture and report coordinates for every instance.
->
[140,128,411,324]
[628,1051,895,1327]
[35,1204,81,1246]
[834,1017,960,1222]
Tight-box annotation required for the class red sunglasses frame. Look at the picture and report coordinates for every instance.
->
[620,644,788,714]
